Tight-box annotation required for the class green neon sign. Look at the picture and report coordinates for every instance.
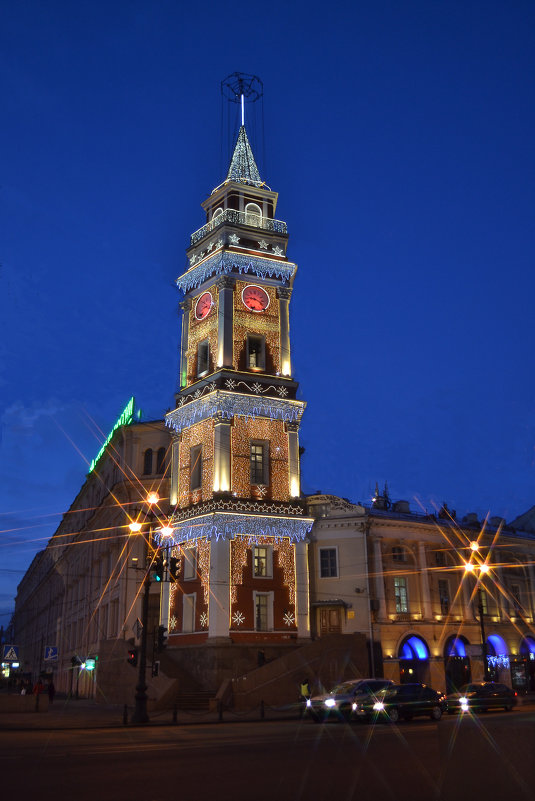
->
[89,397,135,473]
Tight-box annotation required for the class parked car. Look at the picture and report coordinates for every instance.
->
[353,682,447,723]
[306,678,394,722]
[446,682,517,713]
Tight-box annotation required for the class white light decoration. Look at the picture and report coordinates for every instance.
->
[258,240,269,250]
[158,512,313,546]
[176,252,295,293]
[232,611,245,626]
[283,611,295,626]
[166,390,305,434]
[229,233,240,245]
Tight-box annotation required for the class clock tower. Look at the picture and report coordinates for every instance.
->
[164,114,312,648]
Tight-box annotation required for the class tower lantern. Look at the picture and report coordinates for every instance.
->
[163,75,313,647]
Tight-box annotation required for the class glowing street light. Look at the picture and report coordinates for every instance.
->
[463,557,492,681]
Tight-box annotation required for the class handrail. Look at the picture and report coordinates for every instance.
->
[190,209,287,245]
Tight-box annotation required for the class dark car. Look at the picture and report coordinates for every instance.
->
[446,682,517,714]
[306,678,394,722]
[353,682,447,723]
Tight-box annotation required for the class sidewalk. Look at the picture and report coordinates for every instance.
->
[0,696,301,731]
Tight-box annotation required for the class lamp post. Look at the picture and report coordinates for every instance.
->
[464,542,491,682]
[129,492,160,725]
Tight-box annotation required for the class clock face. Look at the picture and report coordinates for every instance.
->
[195,291,212,320]
[242,285,270,313]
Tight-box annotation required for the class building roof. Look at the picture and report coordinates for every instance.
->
[509,505,535,534]
[226,125,263,187]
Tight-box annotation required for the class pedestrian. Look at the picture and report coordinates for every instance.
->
[47,680,55,704]
[33,679,44,695]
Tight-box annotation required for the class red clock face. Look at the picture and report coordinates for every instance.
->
[195,291,212,320]
[242,285,270,313]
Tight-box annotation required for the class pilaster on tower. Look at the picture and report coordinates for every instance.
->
[163,77,312,646]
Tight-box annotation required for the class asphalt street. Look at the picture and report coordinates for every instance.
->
[1,708,534,801]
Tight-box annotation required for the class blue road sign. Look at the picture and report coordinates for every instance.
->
[44,646,58,662]
[2,645,20,662]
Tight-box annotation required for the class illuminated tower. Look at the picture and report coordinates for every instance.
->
[164,76,312,647]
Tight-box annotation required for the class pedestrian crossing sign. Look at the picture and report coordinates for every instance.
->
[44,646,58,661]
[2,645,19,662]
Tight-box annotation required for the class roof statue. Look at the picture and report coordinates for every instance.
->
[226,125,263,187]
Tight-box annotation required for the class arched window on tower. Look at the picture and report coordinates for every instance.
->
[245,202,262,227]
[212,207,224,223]
[143,449,153,475]
[156,447,166,475]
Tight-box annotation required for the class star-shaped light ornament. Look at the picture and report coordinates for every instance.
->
[207,242,214,252]
[258,239,269,250]
[229,233,240,245]
[189,254,197,266]
[215,239,224,249]
[272,245,284,256]
[199,251,205,259]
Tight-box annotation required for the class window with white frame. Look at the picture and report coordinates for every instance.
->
[250,441,269,485]
[183,593,196,632]
[319,547,338,578]
[254,546,272,578]
[394,577,408,613]
[245,202,262,226]
[392,546,406,562]
[183,547,197,581]
[246,334,265,371]
[255,593,269,631]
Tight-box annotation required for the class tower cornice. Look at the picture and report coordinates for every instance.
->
[177,251,296,294]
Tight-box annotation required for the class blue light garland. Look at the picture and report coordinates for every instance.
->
[176,252,296,293]
[166,390,305,433]
[155,512,313,546]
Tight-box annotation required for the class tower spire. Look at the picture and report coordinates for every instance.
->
[226,125,262,187]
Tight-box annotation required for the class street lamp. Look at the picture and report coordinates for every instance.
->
[464,546,491,681]
[128,492,160,725]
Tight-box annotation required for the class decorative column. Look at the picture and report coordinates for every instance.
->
[496,565,508,620]
[208,538,231,639]
[216,276,235,368]
[418,542,433,619]
[169,435,180,506]
[373,538,387,621]
[277,286,292,377]
[294,539,310,638]
[213,413,232,493]
[286,421,300,498]
[179,299,191,389]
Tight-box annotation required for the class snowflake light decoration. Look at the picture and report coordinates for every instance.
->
[200,612,208,628]
[207,242,214,252]
[276,386,288,397]
[229,233,240,245]
[225,378,237,390]
[251,382,263,394]
[169,615,178,631]
[283,611,295,626]
[189,254,197,266]
[232,611,245,626]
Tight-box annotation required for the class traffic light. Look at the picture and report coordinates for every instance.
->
[152,555,164,582]
[127,648,138,667]
[169,557,179,582]
[157,625,168,652]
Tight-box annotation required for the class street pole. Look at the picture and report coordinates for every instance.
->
[478,584,489,681]
[131,526,152,725]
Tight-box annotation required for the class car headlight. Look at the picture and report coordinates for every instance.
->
[352,702,357,711]
[325,698,336,708]
[306,699,311,708]
[459,696,467,705]
[461,703,469,712]
[373,701,385,711]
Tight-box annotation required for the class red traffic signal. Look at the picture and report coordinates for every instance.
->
[127,648,138,667]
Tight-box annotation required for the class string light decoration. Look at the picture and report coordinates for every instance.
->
[178,418,214,508]
[186,294,218,384]
[231,536,249,604]
[277,537,296,606]
[166,390,304,434]
[176,252,295,293]
[232,417,289,501]
[198,538,211,605]
[163,511,312,546]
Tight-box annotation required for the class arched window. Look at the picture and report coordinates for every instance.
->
[444,635,468,658]
[156,447,166,475]
[212,207,223,222]
[143,449,153,475]
[487,634,508,656]
[245,202,262,227]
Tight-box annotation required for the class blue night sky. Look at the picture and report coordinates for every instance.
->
[1,1,534,625]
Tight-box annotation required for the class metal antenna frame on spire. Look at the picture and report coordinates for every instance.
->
[221,72,263,128]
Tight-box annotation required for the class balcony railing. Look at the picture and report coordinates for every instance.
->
[190,209,287,246]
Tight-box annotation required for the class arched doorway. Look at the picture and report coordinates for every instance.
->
[443,635,471,692]
[398,635,430,684]
[516,636,535,692]
[486,634,509,682]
